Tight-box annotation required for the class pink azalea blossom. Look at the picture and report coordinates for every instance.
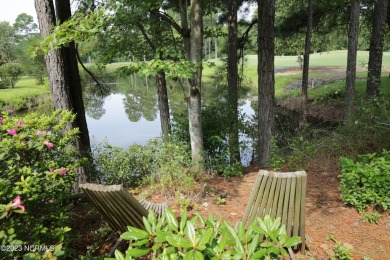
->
[60,169,67,175]
[7,129,17,136]
[12,195,25,212]
[37,130,43,135]
[15,121,24,127]
[49,168,55,172]
[44,140,54,149]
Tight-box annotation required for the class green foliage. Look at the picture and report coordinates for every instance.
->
[216,197,226,205]
[339,150,390,212]
[0,110,83,258]
[326,236,352,260]
[0,76,50,111]
[362,212,382,224]
[342,95,390,149]
[171,96,249,178]
[0,62,24,89]
[92,138,195,195]
[109,210,301,259]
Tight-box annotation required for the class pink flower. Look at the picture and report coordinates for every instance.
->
[15,121,24,127]
[0,117,2,124]
[44,140,54,149]
[12,195,25,212]
[49,168,55,172]
[60,169,67,175]
[37,130,43,135]
[7,129,17,136]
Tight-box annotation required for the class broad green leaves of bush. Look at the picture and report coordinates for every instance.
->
[339,150,390,212]
[0,110,82,258]
[108,209,301,260]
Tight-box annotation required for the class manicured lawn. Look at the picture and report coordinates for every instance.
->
[3,50,389,110]
[0,77,49,110]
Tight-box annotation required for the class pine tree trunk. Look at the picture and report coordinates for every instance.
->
[35,0,92,189]
[214,37,218,59]
[300,0,314,129]
[257,0,275,167]
[344,1,360,124]
[366,0,389,97]
[156,71,171,138]
[55,0,91,157]
[180,0,191,60]
[227,0,241,165]
[150,8,171,138]
[35,0,73,111]
[188,0,204,170]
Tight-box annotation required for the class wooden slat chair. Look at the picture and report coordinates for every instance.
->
[79,183,169,255]
[243,170,307,252]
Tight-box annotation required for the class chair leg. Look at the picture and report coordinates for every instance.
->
[108,238,122,257]
[288,247,296,260]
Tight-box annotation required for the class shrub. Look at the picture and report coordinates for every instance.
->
[336,95,390,153]
[92,138,195,195]
[0,62,24,89]
[108,209,301,259]
[0,110,82,258]
[339,150,390,212]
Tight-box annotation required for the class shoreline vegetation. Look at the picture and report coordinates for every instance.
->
[1,51,389,114]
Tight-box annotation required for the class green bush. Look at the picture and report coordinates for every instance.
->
[0,110,82,258]
[339,150,390,212]
[336,95,390,152]
[92,138,195,194]
[0,62,24,89]
[108,209,301,260]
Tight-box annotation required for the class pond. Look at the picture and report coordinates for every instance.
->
[83,75,256,165]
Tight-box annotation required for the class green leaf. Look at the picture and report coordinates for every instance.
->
[121,227,149,240]
[237,221,245,241]
[267,246,280,256]
[126,247,150,257]
[148,210,157,228]
[143,216,152,234]
[180,209,188,232]
[198,228,213,249]
[194,213,205,226]
[215,234,228,253]
[131,239,150,246]
[252,248,267,259]
[284,236,301,248]
[247,234,260,257]
[166,234,192,248]
[165,208,179,232]
[186,221,196,246]
[225,222,244,254]
[155,231,171,243]
[114,250,125,260]
[184,250,204,260]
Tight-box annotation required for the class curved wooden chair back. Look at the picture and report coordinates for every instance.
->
[242,170,307,252]
[79,183,168,234]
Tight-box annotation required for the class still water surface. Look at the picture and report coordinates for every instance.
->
[86,92,255,148]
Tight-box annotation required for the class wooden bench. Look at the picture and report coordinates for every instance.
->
[79,183,168,233]
[243,170,307,252]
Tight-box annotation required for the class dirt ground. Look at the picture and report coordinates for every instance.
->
[186,161,390,260]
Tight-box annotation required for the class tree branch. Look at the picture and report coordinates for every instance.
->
[238,19,258,49]
[157,11,190,37]
[75,45,108,96]
[136,23,156,52]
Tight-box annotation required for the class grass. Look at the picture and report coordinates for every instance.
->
[245,50,390,68]
[3,50,389,110]
[0,77,50,110]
